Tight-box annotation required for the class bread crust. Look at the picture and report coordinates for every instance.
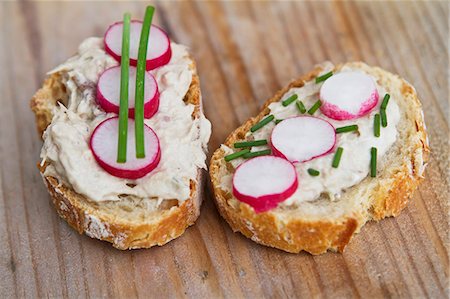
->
[209,62,429,254]
[31,58,207,249]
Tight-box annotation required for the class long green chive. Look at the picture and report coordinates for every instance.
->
[296,100,306,114]
[374,114,381,137]
[243,149,271,159]
[307,168,320,176]
[380,108,387,127]
[315,71,333,83]
[250,115,274,132]
[336,125,358,134]
[332,147,344,168]
[308,100,322,115]
[282,94,298,107]
[135,6,155,158]
[275,119,283,124]
[370,147,377,177]
[234,139,268,148]
[117,13,131,163]
[224,149,250,162]
[381,94,390,110]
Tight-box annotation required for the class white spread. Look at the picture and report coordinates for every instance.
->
[41,37,211,202]
[220,64,400,207]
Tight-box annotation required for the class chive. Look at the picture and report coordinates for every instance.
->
[296,100,306,114]
[332,147,344,168]
[234,139,268,148]
[275,119,283,124]
[224,149,250,162]
[117,13,131,163]
[336,125,358,134]
[315,71,333,83]
[307,168,320,176]
[380,108,388,127]
[370,147,377,177]
[250,115,275,132]
[243,149,271,159]
[135,6,155,158]
[307,100,322,115]
[374,114,381,137]
[381,94,390,110]
[282,94,298,107]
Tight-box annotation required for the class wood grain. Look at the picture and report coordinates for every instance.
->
[0,1,448,298]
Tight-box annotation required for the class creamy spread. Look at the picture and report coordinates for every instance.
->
[220,64,400,207]
[41,37,211,202]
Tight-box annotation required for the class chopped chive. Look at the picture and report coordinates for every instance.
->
[374,114,381,137]
[307,168,320,176]
[336,125,359,134]
[250,115,275,132]
[296,100,306,114]
[370,147,377,177]
[135,6,155,158]
[234,139,268,148]
[275,119,283,124]
[117,13,131,163]
[315,71,333,83]
[282,94,298,107]
[307,100,322,115]
[380,108,388,127]
[381,94,390,110]
[332,147,344,168]
[243,149,271,159]
[224,149,250,162]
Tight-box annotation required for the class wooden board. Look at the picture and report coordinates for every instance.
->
[0,1,448,298]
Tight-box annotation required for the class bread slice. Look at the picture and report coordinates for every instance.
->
[210,62,429,255]
[31,58,207,250]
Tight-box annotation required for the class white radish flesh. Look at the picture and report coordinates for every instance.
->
[319,72,379,120]
[104,21,172,70]
[271,116,336,163]
[90,117,161,179]
[97,66,159,118]
[232,156,298,213]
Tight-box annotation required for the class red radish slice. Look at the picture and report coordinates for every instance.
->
[90,117,161,179]
[97,66,159,118]
[319,72,379,120]
[104,21,172,71]
[271,116,336,163]
[232,156,298,213]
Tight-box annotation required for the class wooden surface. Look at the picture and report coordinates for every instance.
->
[0,1,448,298]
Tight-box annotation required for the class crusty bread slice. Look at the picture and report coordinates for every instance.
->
[30,58,206,250]
[210,62,429,255]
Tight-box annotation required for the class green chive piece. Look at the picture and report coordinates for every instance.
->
[336,125,358,134]
[135,6,155,158]
[250,115,275,132]
[380,108,388,127]
[296,100,307,114]
[275,119,283,124]
[332,147,344,168]
[370,147,377,177]
[243,149,271,159]
[374,114,381,137]
[282,94,298,107]
[308,100,322,115]
[315,71,333,83]
[117,13,131,163]
[234,139,268,148]
[307,168,320,176]
[381,94,390,110]
[224,149,250,162]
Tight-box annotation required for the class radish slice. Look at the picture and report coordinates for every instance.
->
[232,156,298,213]
[271,116,336,163]
[104,21,172,70]
[90,117,161,179]
[97,66,159,118]
[319,72,379,120]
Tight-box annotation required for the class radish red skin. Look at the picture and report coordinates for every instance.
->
[104,21,172,71]
[320,90,379,120]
